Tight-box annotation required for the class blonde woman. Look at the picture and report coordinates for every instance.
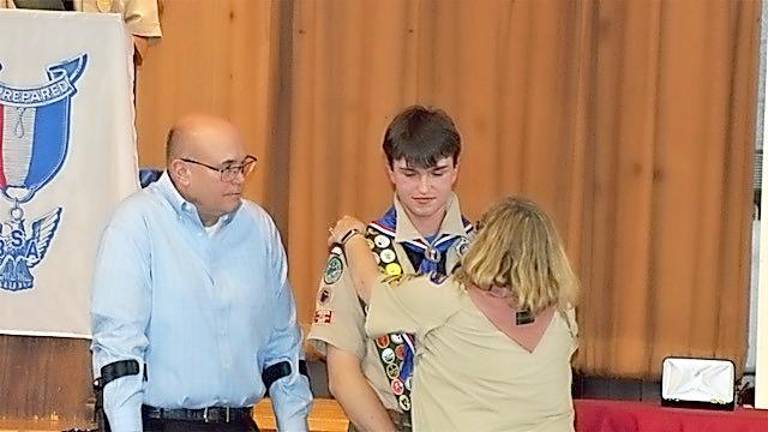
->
[329,197,579,432]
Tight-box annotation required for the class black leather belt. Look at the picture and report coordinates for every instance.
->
[141,405,253,424]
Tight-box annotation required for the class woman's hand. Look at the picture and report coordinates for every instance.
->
[327,216,378,302]
[328,216,366,246]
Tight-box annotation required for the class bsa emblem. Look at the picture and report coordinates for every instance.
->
[0,55,87,292]
[374,234,390,248]
[379,248,396,264]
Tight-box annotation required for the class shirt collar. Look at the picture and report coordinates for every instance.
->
[154,172,237,226]
[393,192,466,242]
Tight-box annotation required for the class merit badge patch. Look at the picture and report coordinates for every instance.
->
[386,362,400,379]
[384,263,402,276]
[381,347,396,364]
[395,344,406,360]
[391,378,405,396]
[376,335,390,349]
[323,255,344,284]
[317,286,333,306]
[398,395,411,411]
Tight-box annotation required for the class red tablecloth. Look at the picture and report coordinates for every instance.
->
[575,399,768,432]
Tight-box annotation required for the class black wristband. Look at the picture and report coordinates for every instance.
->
[340,228,362,245]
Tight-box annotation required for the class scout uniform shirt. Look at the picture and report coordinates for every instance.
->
[366,275,579,432]
[307,193,472,417]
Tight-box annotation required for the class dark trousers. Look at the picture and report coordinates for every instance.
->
[142,417,259,432]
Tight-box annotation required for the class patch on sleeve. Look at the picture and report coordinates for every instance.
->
[317,286,334,306]
[313,309,334,324]
[323,254,344,285]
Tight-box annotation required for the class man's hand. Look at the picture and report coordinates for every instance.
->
[327,347,396,432]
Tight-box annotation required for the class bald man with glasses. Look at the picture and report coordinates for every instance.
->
[90,114,312,432]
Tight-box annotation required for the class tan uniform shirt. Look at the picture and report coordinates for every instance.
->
[308,193,471,413]
[1,0,162,37]
[366,276,578,432]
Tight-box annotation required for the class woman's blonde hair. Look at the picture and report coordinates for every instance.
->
[454,197,579,314]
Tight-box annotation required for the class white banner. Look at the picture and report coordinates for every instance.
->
[0,9,138,338]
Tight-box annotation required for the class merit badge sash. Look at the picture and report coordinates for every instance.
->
[362,223,415,413]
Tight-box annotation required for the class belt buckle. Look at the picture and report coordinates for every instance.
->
[203,407,210,423]
[203,407,231,424]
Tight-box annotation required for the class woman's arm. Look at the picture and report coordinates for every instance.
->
[329,216,380,302]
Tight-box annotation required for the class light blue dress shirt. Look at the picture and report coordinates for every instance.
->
[91,173,312,432]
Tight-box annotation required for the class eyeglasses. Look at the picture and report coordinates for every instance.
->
[180,155,258,182]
